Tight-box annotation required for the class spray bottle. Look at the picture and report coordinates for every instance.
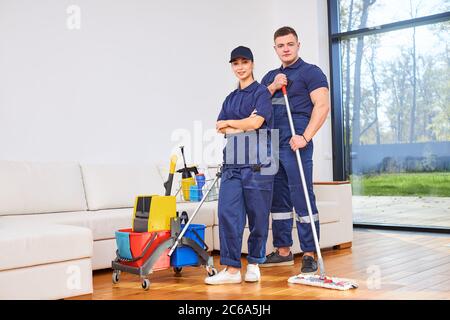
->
[177,146,198,201]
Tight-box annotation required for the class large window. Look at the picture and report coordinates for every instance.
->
[328,0,450,231]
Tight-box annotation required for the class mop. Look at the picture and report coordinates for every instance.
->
[281,85,358,291]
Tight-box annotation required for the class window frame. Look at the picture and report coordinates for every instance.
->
[327,0,450,234]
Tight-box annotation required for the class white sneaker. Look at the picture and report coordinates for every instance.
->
[204,269,242,285]
[244,264,261,282]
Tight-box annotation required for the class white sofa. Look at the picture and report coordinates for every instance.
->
[0,160,353,299]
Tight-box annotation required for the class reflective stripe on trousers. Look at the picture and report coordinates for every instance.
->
[271,212,293,220]
[295,213,319,223]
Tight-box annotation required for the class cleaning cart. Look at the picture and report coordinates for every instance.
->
[111,166,221,290]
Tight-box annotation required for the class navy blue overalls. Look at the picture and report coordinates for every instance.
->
[217,81,274,268]
[261,58,329,253]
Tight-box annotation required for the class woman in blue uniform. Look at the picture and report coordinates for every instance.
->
[205,46,274,285]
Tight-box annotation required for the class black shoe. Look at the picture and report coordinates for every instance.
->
[301,255,318,274]
[260,250,294,268]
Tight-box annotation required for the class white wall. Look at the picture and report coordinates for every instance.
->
[0,0,333,181]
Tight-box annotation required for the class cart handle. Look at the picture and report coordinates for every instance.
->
[168,168,222,256]
[190,228,208,251]
[177,211,209,251]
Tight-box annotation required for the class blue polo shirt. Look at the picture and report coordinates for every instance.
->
[261,58,328,146]
[217,81,273,166]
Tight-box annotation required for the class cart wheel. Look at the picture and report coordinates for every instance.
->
[112,270,120,284]
[207,267,218,277]
[173,267,183,276]
[142,279,150,290]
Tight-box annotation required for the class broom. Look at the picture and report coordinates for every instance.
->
[281,85,358,291]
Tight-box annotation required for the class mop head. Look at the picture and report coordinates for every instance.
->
[288,274,358,291]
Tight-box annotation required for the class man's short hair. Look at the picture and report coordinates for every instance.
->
[273,26,298,42]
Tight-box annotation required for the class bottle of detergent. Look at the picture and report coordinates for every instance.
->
[195,173,206,200]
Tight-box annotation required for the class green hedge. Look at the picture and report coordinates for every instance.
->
[350,172,450,197]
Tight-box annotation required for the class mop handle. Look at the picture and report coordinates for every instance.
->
[281,86,325,276]
[168,173,221,256]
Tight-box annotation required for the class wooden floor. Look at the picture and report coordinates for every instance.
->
[70,229,450,300]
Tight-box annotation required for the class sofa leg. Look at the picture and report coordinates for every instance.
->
[333,242,352,250]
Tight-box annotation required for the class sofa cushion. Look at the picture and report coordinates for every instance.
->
[87,208,133,240]
[0,161,87,216]
[0,211,92,230]
[0,224,92,271]
[0,208,134,241]
[176,201,216,227]
[81,164,164,210]
[316,201,340,224]
[0,258,93,300]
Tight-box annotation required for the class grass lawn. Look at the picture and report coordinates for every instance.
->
[350,172,450,197]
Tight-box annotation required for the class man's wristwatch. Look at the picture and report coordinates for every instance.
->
[300,134,310,144]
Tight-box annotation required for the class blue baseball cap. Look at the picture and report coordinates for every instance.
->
[229,46,254,63]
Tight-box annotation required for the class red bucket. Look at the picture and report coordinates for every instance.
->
[118,228,171,270]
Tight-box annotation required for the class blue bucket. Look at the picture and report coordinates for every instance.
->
[115,230,133,260]
[171,224,206,267]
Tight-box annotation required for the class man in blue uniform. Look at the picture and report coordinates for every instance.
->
[260,27,330,274]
